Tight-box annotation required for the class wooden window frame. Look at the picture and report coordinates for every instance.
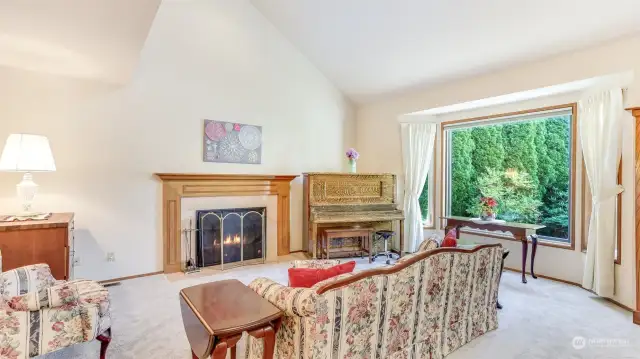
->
[438,103,578,250]
[581,161,622,264]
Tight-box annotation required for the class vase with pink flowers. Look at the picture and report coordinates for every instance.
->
[479,197,498,221]
[345,148,359,173]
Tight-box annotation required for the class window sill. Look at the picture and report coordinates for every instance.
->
[460,228,575,251]
[422,219,435,230]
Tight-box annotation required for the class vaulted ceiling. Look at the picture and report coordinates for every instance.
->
[2,1,640,103]
[0,0,160,83]
[251,0,640,103]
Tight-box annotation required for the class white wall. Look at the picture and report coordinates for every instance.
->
[357,34,640,309]
[0,0,355,281]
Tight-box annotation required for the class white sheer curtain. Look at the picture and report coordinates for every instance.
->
[401,122,437,253]
[579,88,627,297]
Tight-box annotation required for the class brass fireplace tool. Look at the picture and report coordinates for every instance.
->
[182,218,200,274]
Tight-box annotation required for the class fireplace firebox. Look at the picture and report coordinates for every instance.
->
[196,207,266,269]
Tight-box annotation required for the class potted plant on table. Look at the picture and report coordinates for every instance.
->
[479,197,498,221]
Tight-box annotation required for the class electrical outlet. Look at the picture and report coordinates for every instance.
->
[73,257,81,266]
[106,252,116,262]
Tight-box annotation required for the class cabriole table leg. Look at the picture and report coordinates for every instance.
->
[521,237,528,284]
[530,235,538,279]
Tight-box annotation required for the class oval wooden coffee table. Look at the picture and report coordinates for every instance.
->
[179,279,283,359]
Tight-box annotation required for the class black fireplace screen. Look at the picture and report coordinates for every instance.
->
[196,207,266,267]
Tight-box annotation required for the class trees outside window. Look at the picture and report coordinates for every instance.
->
[445,110,573,243]
[418,177,429,221]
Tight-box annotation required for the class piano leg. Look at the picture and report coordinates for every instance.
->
[398,219,404,258]
[311,223,319,259]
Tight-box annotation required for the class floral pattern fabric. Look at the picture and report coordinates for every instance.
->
[291,260,341,269]
[249,278,318,317]
[417,235,441,252]
[310,272,355,291]
[0,263,111,359]
[247,245,503,359]
[0,264,56,299]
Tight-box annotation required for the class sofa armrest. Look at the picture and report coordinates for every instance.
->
[248,277,318,317]
[417,235,441,252]
[291,259,341,269]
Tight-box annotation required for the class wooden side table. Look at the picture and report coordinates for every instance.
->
[0,213,75,280]
[180,279,283,359]
[320,227,373,262]
[442,216,544,284]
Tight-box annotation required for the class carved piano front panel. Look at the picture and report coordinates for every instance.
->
[303,173,404,258]
[308,173,396,206]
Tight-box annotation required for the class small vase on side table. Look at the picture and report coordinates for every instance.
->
[480,212,496,221]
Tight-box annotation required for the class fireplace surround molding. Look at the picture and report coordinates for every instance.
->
[155,173,297,273]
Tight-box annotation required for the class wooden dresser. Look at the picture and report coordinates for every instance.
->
[0,213,75,280]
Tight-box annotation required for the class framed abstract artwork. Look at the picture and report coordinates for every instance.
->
[203,120,262,164]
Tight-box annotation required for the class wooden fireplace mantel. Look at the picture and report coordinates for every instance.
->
[155,173,297,273]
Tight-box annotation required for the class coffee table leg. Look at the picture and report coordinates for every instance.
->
[212,334,242,359]
[212,342,228,359]
[263,325,275,359]
[248,320,281,359]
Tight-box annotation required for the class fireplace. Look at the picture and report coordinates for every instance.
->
[196,207,266,268]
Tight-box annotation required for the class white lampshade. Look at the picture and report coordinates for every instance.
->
[0,134,56,172]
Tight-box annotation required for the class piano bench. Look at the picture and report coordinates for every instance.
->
[320,227,373,262]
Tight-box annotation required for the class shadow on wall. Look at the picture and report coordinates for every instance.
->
[72,228,107,279]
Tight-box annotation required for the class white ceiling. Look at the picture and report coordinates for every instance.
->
[251,0,640,103]
[0,0,160,83]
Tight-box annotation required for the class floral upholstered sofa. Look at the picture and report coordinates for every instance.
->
[246,242,503,359]
[0,259,111,359]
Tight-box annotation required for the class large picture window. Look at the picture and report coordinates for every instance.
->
[443,105,576,244]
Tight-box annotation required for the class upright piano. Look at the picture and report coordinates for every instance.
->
[302,172,405,259]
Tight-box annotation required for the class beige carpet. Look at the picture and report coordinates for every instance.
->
[43,254,640,359]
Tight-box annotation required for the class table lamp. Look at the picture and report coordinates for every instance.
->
[0,134,56,217]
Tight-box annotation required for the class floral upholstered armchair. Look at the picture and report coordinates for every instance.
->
[247,244,503,359]
[0,253,112,359]
[417,235,441,252]
[291,259,341,269]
